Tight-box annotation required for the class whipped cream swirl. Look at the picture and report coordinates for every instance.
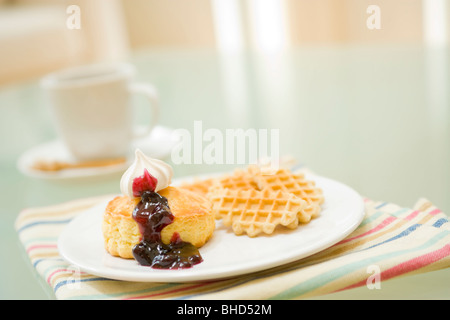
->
[120,149,173,198]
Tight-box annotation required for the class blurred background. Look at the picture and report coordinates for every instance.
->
[0,0,446,84]
[0,0,449,300]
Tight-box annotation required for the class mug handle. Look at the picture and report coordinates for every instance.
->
[128,82,160,138]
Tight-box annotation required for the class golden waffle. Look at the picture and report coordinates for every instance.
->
[179,178,216,197]
[249,166,324,219]
[212,169,258,191]
[208,187,308,237]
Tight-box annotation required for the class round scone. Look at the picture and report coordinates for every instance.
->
[102,186,215,259]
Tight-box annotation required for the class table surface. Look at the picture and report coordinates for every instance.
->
[1,44,449,299]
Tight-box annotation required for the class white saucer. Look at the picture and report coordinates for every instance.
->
[57,174,365,282]
[17,125,178,180]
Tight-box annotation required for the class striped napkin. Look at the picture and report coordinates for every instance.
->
[15,193,450,300]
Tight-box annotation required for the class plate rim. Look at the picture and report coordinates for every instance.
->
[57,173,365,282]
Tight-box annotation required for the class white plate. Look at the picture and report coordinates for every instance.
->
[17,125,178,180]
[57,174,365,282]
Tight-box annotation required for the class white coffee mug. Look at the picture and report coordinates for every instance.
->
[40,63,159,161]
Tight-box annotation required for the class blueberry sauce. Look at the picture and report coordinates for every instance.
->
[132,191,203,269]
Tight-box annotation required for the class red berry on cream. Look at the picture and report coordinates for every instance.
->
[132,168,158,197]
[120,149,173,198]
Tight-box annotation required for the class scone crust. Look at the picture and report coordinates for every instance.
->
[158,187,215,248]
[102,196,140,259]
[102,187,215,259]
